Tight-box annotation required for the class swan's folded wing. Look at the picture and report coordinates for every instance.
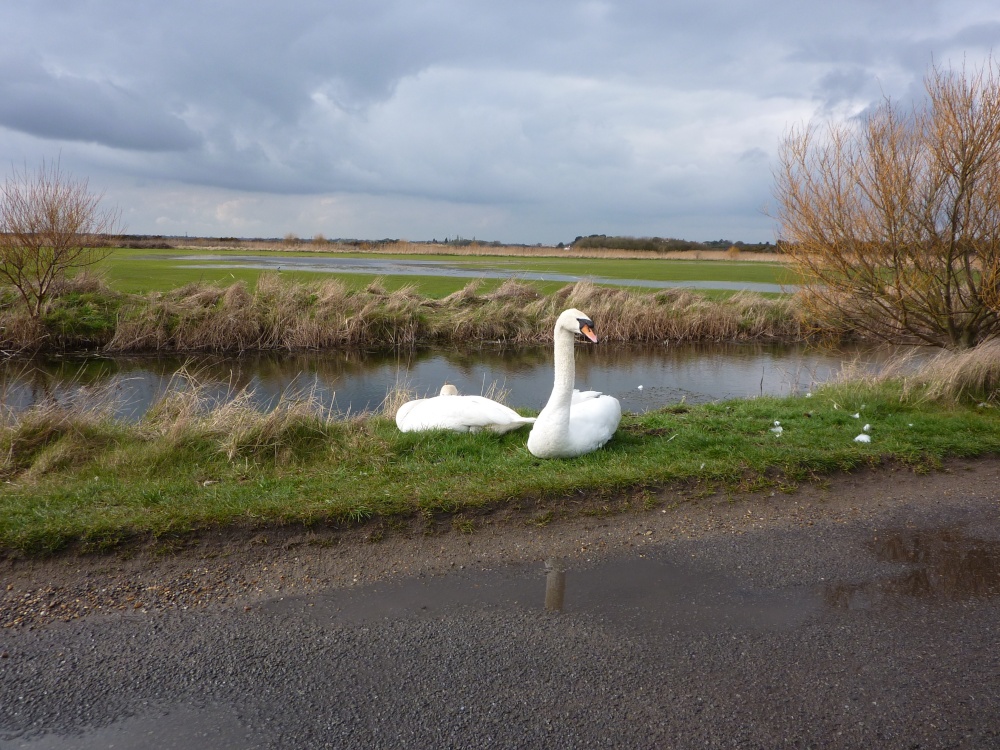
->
[571,389,603,404]
[395,398,425,430]
[397,395,534,433]
[567,395,622,452]
[454,396,535,433]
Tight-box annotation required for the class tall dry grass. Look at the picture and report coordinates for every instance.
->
[0,377,125,480]
[103,275,802,353]
[834,337,1000,404]
[419,280,801,345]
[0,365,368,482]
[900,338,1000,403]
[1,269,801,355]
[139,364,348,461]
[107,274,429,352]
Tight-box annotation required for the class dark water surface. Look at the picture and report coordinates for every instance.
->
[0,342,922,421]
[1,342,922,421]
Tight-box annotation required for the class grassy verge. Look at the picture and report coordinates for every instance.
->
[2,345,998,557]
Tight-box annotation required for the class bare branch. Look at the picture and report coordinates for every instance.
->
[774,59,1000,348]
[0,159,122,318]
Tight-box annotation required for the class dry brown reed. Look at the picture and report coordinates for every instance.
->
[902,338,1000,403]
[0,377,124,479]
[139,365,347,462]
[44,270,803,354]
[0,311,46,353]
[833,338,1000,404]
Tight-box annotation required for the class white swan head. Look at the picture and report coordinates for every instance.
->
[555,308,598,343]
[439,383,459,396]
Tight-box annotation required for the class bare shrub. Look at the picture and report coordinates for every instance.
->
[0,160,122,318]
[775,59,1000,349]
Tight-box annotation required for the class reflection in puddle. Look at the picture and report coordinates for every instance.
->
[261,552,819,635]
[544,559,566,612]
[825,527,1000,610]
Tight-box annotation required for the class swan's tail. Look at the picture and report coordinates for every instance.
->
[486,416,536,434]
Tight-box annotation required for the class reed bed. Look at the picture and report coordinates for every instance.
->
[96,274,803,353]
[0,368,365,484]
[841,338,1000,404]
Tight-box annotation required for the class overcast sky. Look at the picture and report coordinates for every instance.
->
[2,1,999,245]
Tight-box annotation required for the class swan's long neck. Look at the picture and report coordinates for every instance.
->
[543,326,576,412]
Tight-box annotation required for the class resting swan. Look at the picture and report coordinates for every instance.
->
[527,308,622,458]
[396,384,536,434]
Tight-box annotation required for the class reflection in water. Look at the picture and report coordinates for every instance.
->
[825,527,1000,609]
[0,341,925,421]
[544,559,567,612]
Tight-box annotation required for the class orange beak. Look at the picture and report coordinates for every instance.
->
[580,323,598,343]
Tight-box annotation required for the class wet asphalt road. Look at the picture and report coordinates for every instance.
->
[2,487,999,749]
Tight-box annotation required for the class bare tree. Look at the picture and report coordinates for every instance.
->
[0,160,122,318]
[775,60,1000,349]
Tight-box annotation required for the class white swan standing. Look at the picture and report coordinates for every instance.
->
[396,384,536,434]
[527,309,622,458]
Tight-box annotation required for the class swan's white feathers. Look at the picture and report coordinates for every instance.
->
[527,308,622,458]
[396,388,535,434]
[566,395,622,454]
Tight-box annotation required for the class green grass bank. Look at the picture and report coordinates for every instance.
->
[2,357,998,557]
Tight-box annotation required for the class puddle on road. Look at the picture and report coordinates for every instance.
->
[260,524,1000,631]
[10,526,999,749]
[2,703,248,750]
[260,551,820,636]
[824,527,1000,610]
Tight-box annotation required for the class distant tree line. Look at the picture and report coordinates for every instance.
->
[568,235,776,253]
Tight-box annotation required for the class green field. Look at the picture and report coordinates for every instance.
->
[97,248,799,298]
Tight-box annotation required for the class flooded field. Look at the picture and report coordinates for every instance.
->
[176,253,792,293]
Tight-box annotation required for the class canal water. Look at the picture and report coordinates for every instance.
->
[1,341,920,421]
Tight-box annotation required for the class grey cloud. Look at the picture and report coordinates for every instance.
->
[2,0,998,244]
[0,58,201,152]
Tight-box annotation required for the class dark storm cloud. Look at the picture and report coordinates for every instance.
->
[0,55,201,151]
